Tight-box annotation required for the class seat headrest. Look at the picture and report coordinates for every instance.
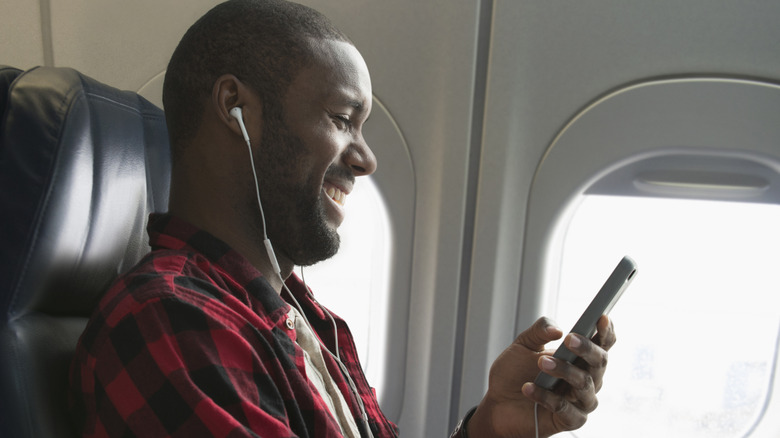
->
[0,66,170,319]
[0,65,23,123]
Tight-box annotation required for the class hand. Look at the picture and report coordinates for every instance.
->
[467,315,616,438]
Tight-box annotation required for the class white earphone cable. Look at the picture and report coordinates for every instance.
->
[534,402,540,438]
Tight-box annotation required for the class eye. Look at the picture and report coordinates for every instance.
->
[332,114,351,130]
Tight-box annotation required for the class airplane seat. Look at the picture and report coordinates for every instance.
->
[0,66,171,437]
[0,65,23,124]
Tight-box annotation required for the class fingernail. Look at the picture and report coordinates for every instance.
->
[568,334,581,349]
[541,356,556,370]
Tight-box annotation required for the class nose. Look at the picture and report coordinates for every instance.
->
[344,133,377,176]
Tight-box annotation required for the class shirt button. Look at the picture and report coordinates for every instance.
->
[286,317,295,330]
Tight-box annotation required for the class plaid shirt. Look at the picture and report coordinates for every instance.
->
[69,214,399,437]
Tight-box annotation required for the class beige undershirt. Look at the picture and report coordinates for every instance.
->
[288,307,360,438]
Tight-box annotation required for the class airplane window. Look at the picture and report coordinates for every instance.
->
[551,195,780,438]
[298,176,392,399]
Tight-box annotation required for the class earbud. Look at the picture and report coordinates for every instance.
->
[230,106,251,145]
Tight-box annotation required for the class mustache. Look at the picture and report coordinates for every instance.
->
[324,165,355,187]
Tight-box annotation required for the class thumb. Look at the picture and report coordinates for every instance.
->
[514,317,563,352]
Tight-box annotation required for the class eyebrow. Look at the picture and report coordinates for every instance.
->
[330,87,371,118]
[341,98,372,122]
[345,99,364,111]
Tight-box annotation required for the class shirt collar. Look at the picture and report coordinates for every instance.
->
[146,213,290,319]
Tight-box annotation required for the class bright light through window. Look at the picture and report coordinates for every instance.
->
[297,176,392,398]
[554,195,780,438]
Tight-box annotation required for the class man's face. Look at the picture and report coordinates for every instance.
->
[252,39,376,267]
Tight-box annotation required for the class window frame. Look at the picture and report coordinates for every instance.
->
[518,77,780,436]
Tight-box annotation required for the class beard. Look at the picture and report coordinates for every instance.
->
[248,115,341,267]
[284,182,341,266]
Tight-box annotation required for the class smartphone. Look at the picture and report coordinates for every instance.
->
[534,256,637,390]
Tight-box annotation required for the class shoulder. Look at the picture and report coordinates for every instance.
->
[78,249,240,351]
[100,248,219,315]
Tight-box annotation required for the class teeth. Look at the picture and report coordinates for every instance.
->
[326,186,346,206]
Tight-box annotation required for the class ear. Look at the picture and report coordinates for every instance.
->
[212,74,263,141]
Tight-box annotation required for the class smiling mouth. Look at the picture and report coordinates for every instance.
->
[325,186,346,206]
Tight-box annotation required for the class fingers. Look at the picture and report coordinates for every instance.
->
[593,315,616,351]
[522,345,600,434]
[522,382,589,432]
[577,315,614,392]
[516,315,617,435]
[537,348,599,411]
[551,332,609,394]
[514,317,563,352]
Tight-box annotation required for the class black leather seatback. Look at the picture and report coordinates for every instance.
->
[0,66,170,437]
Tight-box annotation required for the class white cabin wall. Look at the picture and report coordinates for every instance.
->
[1,1,218,91]
[0,2,45,68]
[48,1,217,93]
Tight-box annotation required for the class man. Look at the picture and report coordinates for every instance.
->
[69,1,615,437]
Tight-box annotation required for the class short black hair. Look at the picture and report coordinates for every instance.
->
[162,0,350,159]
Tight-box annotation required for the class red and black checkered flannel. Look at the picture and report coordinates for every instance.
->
[69,214,399,437]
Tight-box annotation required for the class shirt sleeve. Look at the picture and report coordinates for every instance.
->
[72,293,300,438]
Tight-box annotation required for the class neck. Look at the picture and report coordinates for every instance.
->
[169,166,294,294]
